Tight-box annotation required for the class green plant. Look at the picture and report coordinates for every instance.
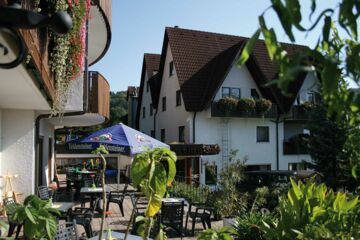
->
[261,179,360,239]
[255,99,272,114]
[197,226,236,240]
[233,212,274,240]
[131,147,177,240]
[217,97,238,113]
[237,98,256,112]
[12,195,60,239]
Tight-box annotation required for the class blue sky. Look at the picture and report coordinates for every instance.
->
[91,0,340,92]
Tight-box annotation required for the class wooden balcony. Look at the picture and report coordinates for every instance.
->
[88,71,110,119]
[283,134,309,155]
[211,102,278,118]
[288,105,312,121]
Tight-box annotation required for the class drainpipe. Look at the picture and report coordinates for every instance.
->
[153,109,158,138]
[34,18,90,190]
[275,114,280,170]
[192,112,197,143]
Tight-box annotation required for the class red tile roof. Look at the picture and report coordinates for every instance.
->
[155,27,308,113]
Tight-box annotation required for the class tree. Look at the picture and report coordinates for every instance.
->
[238,0,360,175]
[109,91,128,126]
[306,103,357,190]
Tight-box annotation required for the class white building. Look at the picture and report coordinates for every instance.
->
[137,27,319,185]
[0,0,112,199]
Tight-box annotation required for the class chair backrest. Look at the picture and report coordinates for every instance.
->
[38,186,50,200]
[82,176,94,188]
[161,201,184,223]
[55,220,78,240]
[3,197,17,216]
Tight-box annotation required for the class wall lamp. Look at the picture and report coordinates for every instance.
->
[0,0,73,69]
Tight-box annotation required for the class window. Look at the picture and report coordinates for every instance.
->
[251,88,260,99]
[257,126,269,142]
[142,106,145,119]
[176,90,181,106]
[169,61,174,76]
[205,164,217,185]
[150,103,153,116]
[162,97,166,111]
[222,87,240,98]
[146,81,150,92]
[178,126,185,142]
[161,129,165,142]
[151,130,155,138]
[288,162,306,171]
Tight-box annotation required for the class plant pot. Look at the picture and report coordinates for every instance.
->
[223,217,236,227]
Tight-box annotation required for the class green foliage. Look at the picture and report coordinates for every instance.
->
[168,181,210,204]
[233,212,274,240]
[237,98,256,112]
[109,91,128,125]
[255,99,272,114]
[197,226,236,240]
[217,97,238,112]
[306,103,358,190]
[12,195,60,239]
[261,179,360,239]
[131,148,177,239]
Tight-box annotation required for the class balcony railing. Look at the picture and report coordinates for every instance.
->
[288,105,312,120]
[88,71,110,119]
[211,102,278,118]
[283,134,309,155]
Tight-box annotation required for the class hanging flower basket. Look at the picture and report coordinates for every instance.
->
[255,98,272,114]
[217,97,238,113]
[237,98,256,113]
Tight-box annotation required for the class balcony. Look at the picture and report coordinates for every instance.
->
[283,134,309,155]
[287,105,312,121]
[210,102,278,118]
[88,71,110,119]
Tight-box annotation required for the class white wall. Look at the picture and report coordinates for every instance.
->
[156,45,192,143]
[139,71,155,136]
[1,109,36,200]
[39,119,55,186]
[295,73,319,104]
[213,64,263,101]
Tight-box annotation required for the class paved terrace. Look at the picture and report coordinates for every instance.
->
[56,175,223,239]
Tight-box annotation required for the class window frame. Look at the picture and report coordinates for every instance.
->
[169,61,174,76]
[142,106,146,119]
[162,97,166,112]
[178,126,185,142]
[176,90,181,106]
[160,129,165,142]
[251,88,260,99]
[256,126,270,142]
[222,87,241,99]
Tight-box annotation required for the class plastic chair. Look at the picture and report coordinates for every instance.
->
[185,199,213,236]
[70,198,99,238]
[37,185,51,200]
[3,197,22,238]
[106,183,128,216]
[161,201,185,237]
[55,220,78,240]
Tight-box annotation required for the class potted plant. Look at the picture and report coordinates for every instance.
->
[255,99,272,114]
[12,195,60,239]
[216,97,238,113]
[237,98,256,114]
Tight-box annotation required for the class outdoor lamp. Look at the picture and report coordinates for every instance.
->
[0,0,73,69]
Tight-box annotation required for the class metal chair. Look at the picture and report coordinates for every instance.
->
[185,199,213,236]
[55,220,78,240]
[161,201,185,237]
[3,197,22,238]
[70,198,99,238]
[37,185,52,200]
[106,183,128,216]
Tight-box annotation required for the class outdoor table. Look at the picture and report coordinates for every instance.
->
[88,231,149,240]
[80,186,110,213]
[162,197,186,204]
[51,202,75,221]
[77,170,97,174]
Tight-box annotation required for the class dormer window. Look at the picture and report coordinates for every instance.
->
[169,61,174,76]
[176,90,181,106]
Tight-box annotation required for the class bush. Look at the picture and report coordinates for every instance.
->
[237,98,256,112]
[261,179,360,239]
[255,99,272,114]
[217,97,238,112]
[233,212,274,240]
